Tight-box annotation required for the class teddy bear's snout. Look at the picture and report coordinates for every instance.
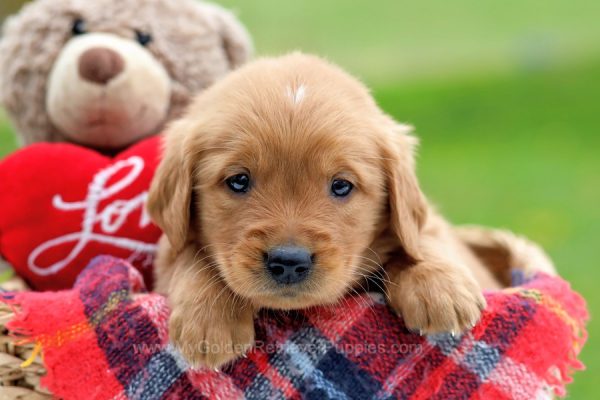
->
[46,32,172,149]
[78,47,125,85]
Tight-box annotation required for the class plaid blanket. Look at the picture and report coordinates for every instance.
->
[3,256,587,400]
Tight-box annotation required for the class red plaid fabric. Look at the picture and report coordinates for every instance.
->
[3,256,587,399]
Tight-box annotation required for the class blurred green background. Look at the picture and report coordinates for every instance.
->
[1,0,598,397]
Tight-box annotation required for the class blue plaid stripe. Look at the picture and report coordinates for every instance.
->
[462,341,502,380]
[317,349,382,400]
[245,326,333,398]
[428,333,462,355]
[428,333,502,381]
[126,349,186,399]
[244,375,285,399]
[304,368,350,400]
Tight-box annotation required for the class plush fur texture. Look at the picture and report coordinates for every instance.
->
[0,0,252,147]
[148,53,504,369]
[46,32,171,149]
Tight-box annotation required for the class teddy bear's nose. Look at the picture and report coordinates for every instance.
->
[78,47,125,85]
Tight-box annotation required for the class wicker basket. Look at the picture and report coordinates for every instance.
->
[0,275,52,399]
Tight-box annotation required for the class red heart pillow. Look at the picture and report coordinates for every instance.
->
[0,136,163,290]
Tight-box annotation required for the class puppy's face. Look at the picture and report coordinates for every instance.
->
[196,111,388,309]
[149,54,426,309]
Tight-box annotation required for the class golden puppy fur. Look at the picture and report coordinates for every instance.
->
[148,53,500,369]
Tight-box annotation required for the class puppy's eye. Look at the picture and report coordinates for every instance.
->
[331,179,353,198]
[135,30,153,46]
[72,18,87,36]
[226,173,251,194]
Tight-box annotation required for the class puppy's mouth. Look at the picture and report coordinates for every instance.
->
[217,242,362,309]
[245,281,327,309]
[263,279,315,298]
[220,262,355,310]
[242,267,317,302]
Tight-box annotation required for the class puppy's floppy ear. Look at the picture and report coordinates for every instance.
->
[199,3,253,69]
[378,118,428,262]
[147,119,197,252]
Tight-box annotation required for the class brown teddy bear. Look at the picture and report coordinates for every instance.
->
[0,0,252,150]
[0,0,252,289]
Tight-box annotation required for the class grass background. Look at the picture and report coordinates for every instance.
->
[1,0,599,397]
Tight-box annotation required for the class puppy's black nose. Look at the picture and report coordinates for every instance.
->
[265,246,313,284]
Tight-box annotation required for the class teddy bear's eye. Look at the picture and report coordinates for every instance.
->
[71,18,87,36]
[135,30,153,47]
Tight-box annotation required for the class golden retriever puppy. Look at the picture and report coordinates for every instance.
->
[147,53,500,369]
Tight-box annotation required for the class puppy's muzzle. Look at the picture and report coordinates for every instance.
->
[265,246,313,284]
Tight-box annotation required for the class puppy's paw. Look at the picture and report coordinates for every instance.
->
[389,262,486,335]
[169,304,255,370]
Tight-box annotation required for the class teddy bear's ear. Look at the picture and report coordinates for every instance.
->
[199,3,253,69]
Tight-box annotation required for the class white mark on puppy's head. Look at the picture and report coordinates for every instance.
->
[286,84,307,106]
